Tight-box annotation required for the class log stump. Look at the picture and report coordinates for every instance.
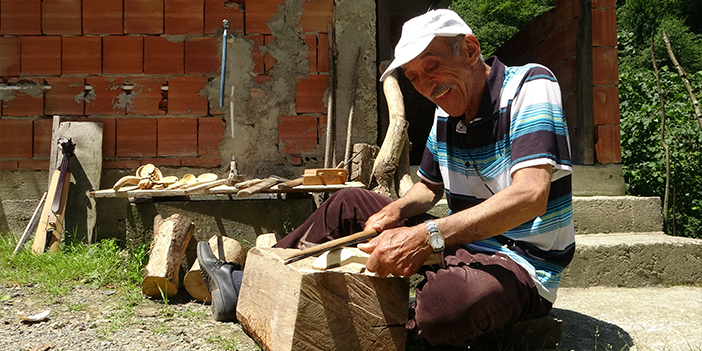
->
[141,214,194,297]
[184,235,247,302]
[237,247,409,351]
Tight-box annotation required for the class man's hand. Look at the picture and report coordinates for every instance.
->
[357,224,433,278]
[363,204,402,233]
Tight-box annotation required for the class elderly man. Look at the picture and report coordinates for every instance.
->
[198,8,574,348]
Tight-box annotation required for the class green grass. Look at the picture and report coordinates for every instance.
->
[0,233,148,297]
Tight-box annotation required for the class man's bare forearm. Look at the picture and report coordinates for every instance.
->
[393,180,443,220]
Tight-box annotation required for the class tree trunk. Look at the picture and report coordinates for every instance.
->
[237,247,409,351]
[141,214,194,297]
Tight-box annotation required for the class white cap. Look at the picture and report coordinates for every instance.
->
[379,9,472,82]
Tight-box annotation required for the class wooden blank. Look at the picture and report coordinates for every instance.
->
[237,247,409,351]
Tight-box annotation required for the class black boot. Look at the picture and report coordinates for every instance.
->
[197,241,241,322]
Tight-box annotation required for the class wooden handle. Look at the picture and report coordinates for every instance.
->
[237,177,278,198]
[184,178,226,193]
[284,229,378,265]
[277,177,303,189]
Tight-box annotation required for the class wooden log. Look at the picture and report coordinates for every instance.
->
[256,233,279,248]
[395,138,413,198]
[372,61,409,197]
[237,247,409,351]
[141,214,194,297]
[184,235,247,302]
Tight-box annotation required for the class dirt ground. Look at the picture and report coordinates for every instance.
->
[0,284,259,351]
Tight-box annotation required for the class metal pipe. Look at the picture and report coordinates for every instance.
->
[220,20,230,107]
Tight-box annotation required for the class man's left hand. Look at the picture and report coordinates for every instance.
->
[357,224,433,277]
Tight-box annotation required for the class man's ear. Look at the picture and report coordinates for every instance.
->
[461,34,481,66]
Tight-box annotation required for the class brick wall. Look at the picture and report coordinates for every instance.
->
[0,0,335,171]
[494,0,621,164]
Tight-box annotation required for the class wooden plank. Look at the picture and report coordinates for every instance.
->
[89,182,366,198]
[237,247,409,351]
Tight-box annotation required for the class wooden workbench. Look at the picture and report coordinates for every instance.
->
[89,181,366,199]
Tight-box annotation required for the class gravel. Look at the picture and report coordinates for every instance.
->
[0,284,260,351]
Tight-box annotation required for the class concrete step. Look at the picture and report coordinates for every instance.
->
[428,195,664,234]
[562,232,702,288]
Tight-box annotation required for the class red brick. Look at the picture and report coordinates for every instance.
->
[21,36,62,75]
[0,119,33,158]
[592,0,616,8]
[595,125,621,164]
[553,58,576,95]
[165,0,205,35]
[253,75,273,85]
[181,156,221,168]
[129,78,167,115]
[144,36,184,75]
[303,34,316,72]
[45,77,85,116]
[158,117,198,156]
[318,33,329,72]
[103,160,140,169]
[42,0,82,35]
[593,86,620,125]
[198,117,225,156]
[85,76,126,115]
[84,118,116,157]
[167,76,208,115]
[32,118,53,158]
[18,159,49,170]
[296,75,328,113]
[245,0,283,35]
[249,35,265,74]
[592,46,619,86]
[592,8,617,47]
[103,36,144,74]
[62,36,102,75]
[185,37,221,75]
[124,0,164,35]
[264,35,276,73]
[83,0,123,35]
[115,118,157,157]
[0,161,18,171]
[299,0,333,33]
[205,0,244,34]
[291,156,303,166]
[2,78,44,116]
[0,0,41,35]
[279,115,318,154]
[0,37,21,76]
[140,158,182,167]
[533,29,566,69]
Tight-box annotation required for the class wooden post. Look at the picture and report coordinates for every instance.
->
[237,247,409,351]
[349,143,379,187]
[183,235,247,302]
[141,214,194,297]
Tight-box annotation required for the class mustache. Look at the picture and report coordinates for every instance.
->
[430,83,456,99]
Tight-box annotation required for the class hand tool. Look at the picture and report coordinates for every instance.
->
[284,229,378,265]
[311,247,441,271]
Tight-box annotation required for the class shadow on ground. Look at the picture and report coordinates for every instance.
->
[552,308,634,351]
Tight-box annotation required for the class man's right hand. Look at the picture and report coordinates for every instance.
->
[364,204,402,233]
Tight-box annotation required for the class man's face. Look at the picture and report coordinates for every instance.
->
[402,36,482,118]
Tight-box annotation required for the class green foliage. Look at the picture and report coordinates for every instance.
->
[450,0,555,56]
[0,235,148,296]
[619,63,702,238]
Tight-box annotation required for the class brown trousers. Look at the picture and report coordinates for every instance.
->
[275,188,552,347]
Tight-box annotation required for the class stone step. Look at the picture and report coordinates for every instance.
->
[561,232,702,288]
[427,196,663,234]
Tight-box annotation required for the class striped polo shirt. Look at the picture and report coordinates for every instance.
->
[417,56,575,303]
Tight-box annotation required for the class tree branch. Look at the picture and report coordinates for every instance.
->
[651,38,671,230]
[661,29,702,131]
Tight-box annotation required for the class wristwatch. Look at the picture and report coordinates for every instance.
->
[424,219,445,253]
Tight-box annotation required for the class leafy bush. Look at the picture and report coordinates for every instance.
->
[619,62,702,238]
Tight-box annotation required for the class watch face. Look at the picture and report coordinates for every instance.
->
[429,233,444,249]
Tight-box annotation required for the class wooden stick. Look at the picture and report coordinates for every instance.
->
[343,47,363,179]
[661,29,702,130]
[13,192,47,255]
[324,23,336,168]
[284,229,378,265]
[237,177,278,198]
